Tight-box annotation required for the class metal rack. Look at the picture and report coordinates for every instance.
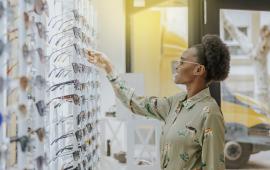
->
[0,0,100,169]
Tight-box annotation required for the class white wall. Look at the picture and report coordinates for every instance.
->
[92,0,126,118]
[93,0,126,73]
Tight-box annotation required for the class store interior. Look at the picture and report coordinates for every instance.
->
[1,0,270,170]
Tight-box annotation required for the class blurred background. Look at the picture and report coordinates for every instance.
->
[95,0,270,169]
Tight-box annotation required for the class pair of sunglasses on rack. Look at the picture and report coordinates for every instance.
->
[48,26,91,46]
[22,43,46,61]
[47,43,87,64]
[47,79,89,92]
[48,62,93,78]
[0,0,48,19]
[0,76,30,92]
[2,20,47,42]
[55,143,88,157]
[6,75,46,92]
[28,127,46,142]
[72,63,92,74]
[50,150,80,164]
[50,123,96,145]
[62,163,82,170]
[51,110,87,127]
[25,0,49,17]
[10,135,31,152]
[35,100,47,116]
[48,9,90,29]
[47,94,90,106]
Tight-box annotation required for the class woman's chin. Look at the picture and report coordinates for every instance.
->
[173,75,181,84]
[174,79,180,84]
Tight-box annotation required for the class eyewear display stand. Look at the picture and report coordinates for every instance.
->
[47,0,100,170]
[0,0,8,169]
[0,0,100,169]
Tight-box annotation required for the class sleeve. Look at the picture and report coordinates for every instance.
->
[201,110,225,170]
[106,70,174,122]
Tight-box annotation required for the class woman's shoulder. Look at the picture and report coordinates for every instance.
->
[200,96,223,117]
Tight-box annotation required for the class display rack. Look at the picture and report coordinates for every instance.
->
[0,0,100,169]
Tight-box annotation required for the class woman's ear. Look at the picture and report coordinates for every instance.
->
[193,65,205,75]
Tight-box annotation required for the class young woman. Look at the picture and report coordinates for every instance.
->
[88,34,230,170]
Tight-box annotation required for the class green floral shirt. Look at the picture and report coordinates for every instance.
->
[107,71,225,170]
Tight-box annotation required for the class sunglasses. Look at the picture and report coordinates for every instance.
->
[77,111,87,125]
[50,150,80,163]
[50,43,88,63]
[47,79,80,91]
[6,21,47,42]
[22,43,45,61]
[52,110,88,127]
[63,164,81,170]
[19,76,30,91]
[48,9,90,31]
[55,27,82,45]
[47,80,89,93]
[48,65,72,78]
[49,43,86,64]
[47,94,81,106]
[56,143,87,157]
[90,81,100,89]
[55,28,91,47]
[35,22,47,40]
[50,132,73,145]
[48,26,81,45]
[55,30,91,47]
[35,155,47,170]
[32,75,47,89]
[55,145,73,156]
[89,94,100,101]
[28,127,46,142]
[18,104,28,116]
[48,9,80,28]
[72,63,92,74]
[26,0,49,17]
[10,135,31,152]
[50,127,87,145]
[35,100,46,116]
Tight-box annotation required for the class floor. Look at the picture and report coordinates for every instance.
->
[99,151,270,170]
[239,151,270,170]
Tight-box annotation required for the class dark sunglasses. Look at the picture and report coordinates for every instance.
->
[26,0,49,17]
[49,9,90,31]
[10,135,31,152]
[47,79,86,92]
[72,63,92,74]
[35,100,46,116]
[47,94,81,106]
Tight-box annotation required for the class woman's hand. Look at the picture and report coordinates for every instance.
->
[87,50,113,74]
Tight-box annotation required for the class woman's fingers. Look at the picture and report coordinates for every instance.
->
[87,55,96,63]
[87,49,109,69]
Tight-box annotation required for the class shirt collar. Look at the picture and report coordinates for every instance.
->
[181,87,211,109]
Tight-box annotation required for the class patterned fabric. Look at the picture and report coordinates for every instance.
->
[107,71,225,170]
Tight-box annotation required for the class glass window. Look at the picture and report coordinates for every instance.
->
[220,9,270,169]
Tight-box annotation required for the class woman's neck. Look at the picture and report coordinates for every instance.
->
[186,83,208,99]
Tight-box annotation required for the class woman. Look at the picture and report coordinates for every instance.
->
[88,34,230,170]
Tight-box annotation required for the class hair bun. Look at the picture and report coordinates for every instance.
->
[202,34,230,82]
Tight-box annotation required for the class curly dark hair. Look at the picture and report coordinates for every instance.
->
[193,34,230,83]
